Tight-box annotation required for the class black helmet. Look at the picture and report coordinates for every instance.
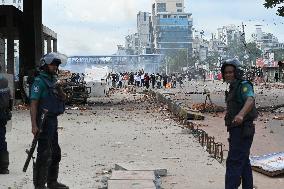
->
[221,58,244,80]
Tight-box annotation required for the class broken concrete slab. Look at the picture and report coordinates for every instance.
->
[108,180,156,189]
[110,170,155,180]
[115,162,167,177]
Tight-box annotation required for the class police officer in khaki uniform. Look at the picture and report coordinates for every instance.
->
[30,53,68,189]
[0,65,12,174]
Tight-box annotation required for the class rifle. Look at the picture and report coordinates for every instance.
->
[23,109,48,172]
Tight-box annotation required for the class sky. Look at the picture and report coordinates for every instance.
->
[40,0,284,56]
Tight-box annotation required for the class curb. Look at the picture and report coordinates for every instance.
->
[149,90,204,121]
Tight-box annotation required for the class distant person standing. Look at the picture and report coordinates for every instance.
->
[112,73,116,88]
[0,65,12,174]
[144,73,150,89]
[172,74,177,88]
[163,74,168,88]
[221,58,258,189]
[140,73,145,87]
[178,74,183,88]
[129,72,134,85]
[156,74,162,89]
[274,72,279,82]
[150,73,156,89]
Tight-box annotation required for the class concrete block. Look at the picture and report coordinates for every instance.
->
[108,180,156,189]
[110,170,155,180]
[115,162,167,177]
[86,81,109,97]
[187,110,205,120]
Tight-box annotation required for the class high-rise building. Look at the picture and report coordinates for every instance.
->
[152,0,184,14]
[137,12,151,54]
[252,26,283,51]
[125,33,139,55]
[151,0,193,56]
[216,25,243,46]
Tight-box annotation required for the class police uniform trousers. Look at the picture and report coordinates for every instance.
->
[34,115,61,187]
[225,122,254,189]
[37,115,61,166]
[0,111,9,173]
[0,121,7,152]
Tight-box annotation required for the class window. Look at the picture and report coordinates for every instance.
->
[13,0,16,3]
[144,12,147,21]
[157,3,166,12]
[177,9,182,12]
[163,15,167,18]
[176,3,182,7]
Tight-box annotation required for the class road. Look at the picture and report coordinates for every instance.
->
[1,90,225,189]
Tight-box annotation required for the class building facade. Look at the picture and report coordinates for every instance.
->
[252,27,284,51]
[216,25,243,46]
[152,0,184,14]
[125,33,139,55]
[151,0,193,56]
[137,11,151,54]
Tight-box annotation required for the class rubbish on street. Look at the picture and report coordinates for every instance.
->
[250,152,284,177]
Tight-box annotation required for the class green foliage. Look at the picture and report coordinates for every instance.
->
[272,49,284,61]
[226,40,246,61]
[162,50,196,73]
[205,51,220,69]
[264,0,284,16]
[246,42,262,62]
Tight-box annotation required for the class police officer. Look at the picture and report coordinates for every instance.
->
[221,58,258,189]
[30,52,69,189]
[0,65,12,174]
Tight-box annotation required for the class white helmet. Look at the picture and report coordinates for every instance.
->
[40,52,68,67]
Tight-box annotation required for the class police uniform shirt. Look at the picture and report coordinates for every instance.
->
[239,81,255,102]
[30,72,56,100]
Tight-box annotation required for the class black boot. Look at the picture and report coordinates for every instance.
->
[0,151,9,174]
[47,164,69,189]
[33,161,49,189]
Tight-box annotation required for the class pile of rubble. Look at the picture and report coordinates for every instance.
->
[192,103,225,113]
[58,70,73,81]
[14,104,29,111]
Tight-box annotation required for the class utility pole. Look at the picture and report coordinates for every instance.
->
[241,22,249,67]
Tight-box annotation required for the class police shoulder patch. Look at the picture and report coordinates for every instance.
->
[33,85,39,93]
[242,86,248,93]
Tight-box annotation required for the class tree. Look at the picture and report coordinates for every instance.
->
[163,49,189,73]
[272,49,284,61]
[264,0,284,16]
[246,42,262,63]
[205,51,220,70]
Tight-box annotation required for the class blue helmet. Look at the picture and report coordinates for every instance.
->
[221,58,244,80]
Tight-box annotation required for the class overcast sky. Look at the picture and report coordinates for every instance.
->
[42,0,284,56]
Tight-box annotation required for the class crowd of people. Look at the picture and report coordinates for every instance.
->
[106,70,185,89]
